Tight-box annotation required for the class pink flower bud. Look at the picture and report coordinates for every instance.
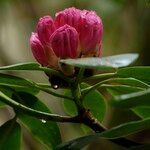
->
[30,33,59,69]
[37,16,55,45]
[54,8,103,56]
[30,32,48,66]
[55,7,81,32]
[30,7,103,73]
[50,24,79,59]
[79,10,103,54]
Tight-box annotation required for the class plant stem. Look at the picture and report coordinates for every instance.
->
[0,91,79,123]
[35,84,73,100]
[71,83,85,114]
[82,72,116,82]
[82,77,128,99]
[36,83,52,88]
[81,109,106,132]
[81,78,112,99]
[81,110,140,147]
[76,68,85,83]
[71,68,85,114]
[40,66,73,83]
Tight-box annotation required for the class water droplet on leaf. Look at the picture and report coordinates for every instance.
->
[41,119,46,123]
[53,85,59,89]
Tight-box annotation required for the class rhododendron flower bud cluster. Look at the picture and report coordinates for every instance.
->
[30,7,103,71]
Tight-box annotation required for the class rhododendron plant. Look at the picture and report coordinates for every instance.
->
[0,7,149,150]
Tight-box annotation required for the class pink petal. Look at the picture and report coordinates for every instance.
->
[50,24,79,59]
[30,32,48,66]
[37,16,55,46]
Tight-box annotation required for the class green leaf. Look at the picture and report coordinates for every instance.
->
[0,62,40,71]
[13,92,61,149]
[117,67,150,84]
[60,53,138,70]
[0,87,13,108]
[0,86,13,97]
[105,84,143,96]
[0,63,66,83]
[132,106,150,119]
[0,101,5,108]
[0,62,58,76]
[111,88,150,108]
[0,119,22,150]
[80,124,93,134]
[105,78,149,89]
[56,118,150,150]
[129,144,150,150]
[0,73,33,86]
[0,73,39,94]
[82,83,106,121]
[63,83,106,122]
[98,118,150,139]
[63,91,77,116]
[105,84,150,118]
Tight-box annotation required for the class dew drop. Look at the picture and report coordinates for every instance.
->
[41,119,46,123]
[53,85,59,89]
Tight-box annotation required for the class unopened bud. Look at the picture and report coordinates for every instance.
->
[30,32,48,66]
[37,16,55,45]
[50,24,79,59]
